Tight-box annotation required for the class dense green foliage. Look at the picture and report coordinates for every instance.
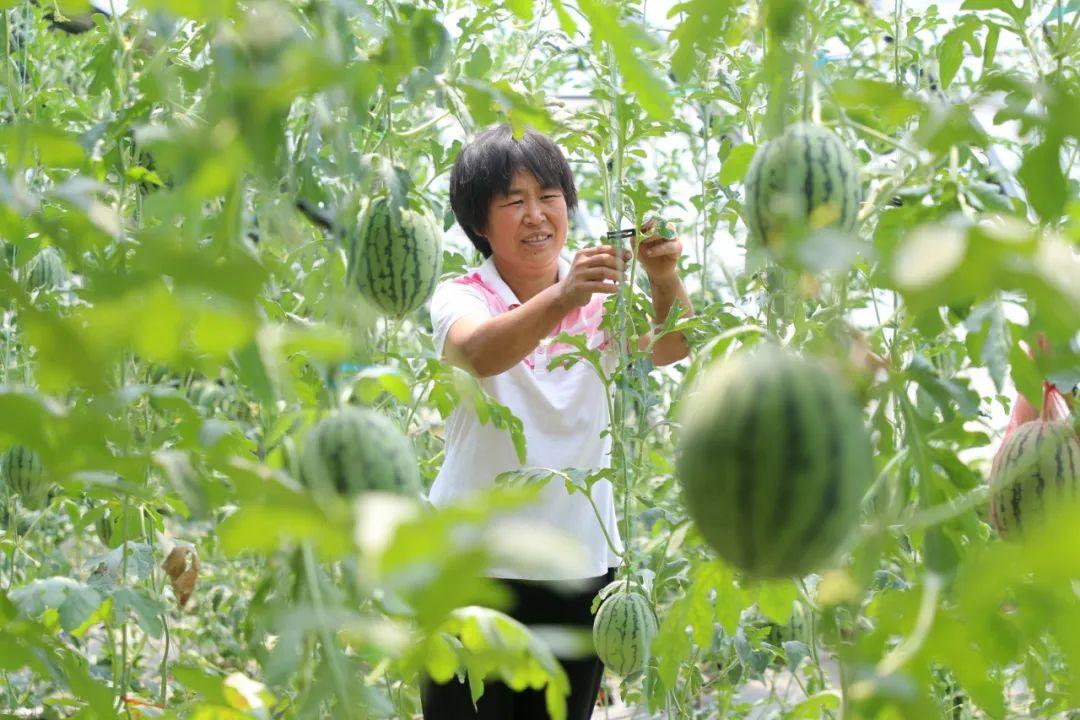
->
[0,0,1079,718]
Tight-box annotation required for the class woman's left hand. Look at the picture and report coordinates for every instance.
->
[635,218,682,282]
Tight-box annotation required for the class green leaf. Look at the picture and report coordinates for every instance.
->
[352,366,412,405]
[0,124,86,169]
[981,302,1011,393]
[961,0,1030,24]
[111,587,165,638]
[720,144,757,185]
[667,0,738,82]
[1009,341,1044,411]
[1018,137,1066,221]
[752,580,798,623]
[137,0,241,20]
[216,470,355,559]
[982,24,1000,73]
[937,21,981,89]
[907,354,981,418]
[504,0,534,21]
[832,79,924,127]
[550,0,578,34]
[790,691,842,718]
[58,585,104,633]
[577,0,673,121]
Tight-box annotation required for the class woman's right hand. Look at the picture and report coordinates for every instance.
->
[559,245,630,308]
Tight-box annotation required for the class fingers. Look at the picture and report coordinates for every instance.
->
[580,245,632,259]
[584,266,621,283]
[640,241,681,258]
[584,281,619,294]
[636,237,681,258]
[577,247,631,270]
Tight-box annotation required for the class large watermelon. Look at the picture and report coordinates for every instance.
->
[2,446,49,510]
[592,590,658,677]
[299,407,420,496]
[989,420,1080,537]
[676,345,872,578]
[744,123,861,248]
[348,196,442,317]
[24,246,68,290]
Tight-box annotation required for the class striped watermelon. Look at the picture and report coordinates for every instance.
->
[676,345,872,578]
[96,505,147,548]
[348,196,442,317]
[744,123,861,248]
[24,246,68,290]
[771,600,813,647]
[188,380,229,413]
[989,420,1080,537]
[299,407,420,496]
[2,446,49,510]
[592,590,658,677]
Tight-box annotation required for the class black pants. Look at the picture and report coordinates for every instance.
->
[421,568,616,720]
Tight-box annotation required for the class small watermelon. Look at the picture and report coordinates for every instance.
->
[188,380,229,413]
[2,446,49,510]
[771,600,813,647]
[592,590,658,677]
[989,420,1080,538]
[744,123,861,249]
[676,344,872,579]
[24,246,68,290]
[96,505,147,548]
[299,407,420,496]
[348,196,442,317]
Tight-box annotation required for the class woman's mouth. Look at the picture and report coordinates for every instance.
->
[522,233,552,245]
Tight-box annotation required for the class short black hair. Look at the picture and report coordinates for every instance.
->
[449,124,578,258]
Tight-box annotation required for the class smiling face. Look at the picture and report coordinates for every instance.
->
[481,168,568,280]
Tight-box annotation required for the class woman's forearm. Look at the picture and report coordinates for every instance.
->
[446,284,572,377]
[648,274,693,365]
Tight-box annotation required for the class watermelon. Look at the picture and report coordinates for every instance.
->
[676,344,872,578]
[989,420,1080,537]
[744,123,861,248]
[592,590,658,677]
[348,196,442,317]
[299,407,420,496]
[24,246,68,290]
[188,380,229,412]
[771,600,813,647]
[96,505,146,548]
[2,446,49,510]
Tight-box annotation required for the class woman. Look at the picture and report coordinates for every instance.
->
[423,123,692,719]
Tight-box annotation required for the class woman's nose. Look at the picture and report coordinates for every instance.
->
[523,199,543,224]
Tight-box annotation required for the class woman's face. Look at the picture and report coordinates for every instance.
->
[481,169,568,276]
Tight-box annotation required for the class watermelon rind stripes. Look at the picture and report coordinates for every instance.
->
[349,196,442,317]
[592,590,658,677]
[989,420,1080,538]
[2,446,49,510]
[299,407,420,497]
[676,345,872,579]
[744,123,861,249]
[24,246,68,291]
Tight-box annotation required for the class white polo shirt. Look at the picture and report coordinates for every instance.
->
[429,255,624,580]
